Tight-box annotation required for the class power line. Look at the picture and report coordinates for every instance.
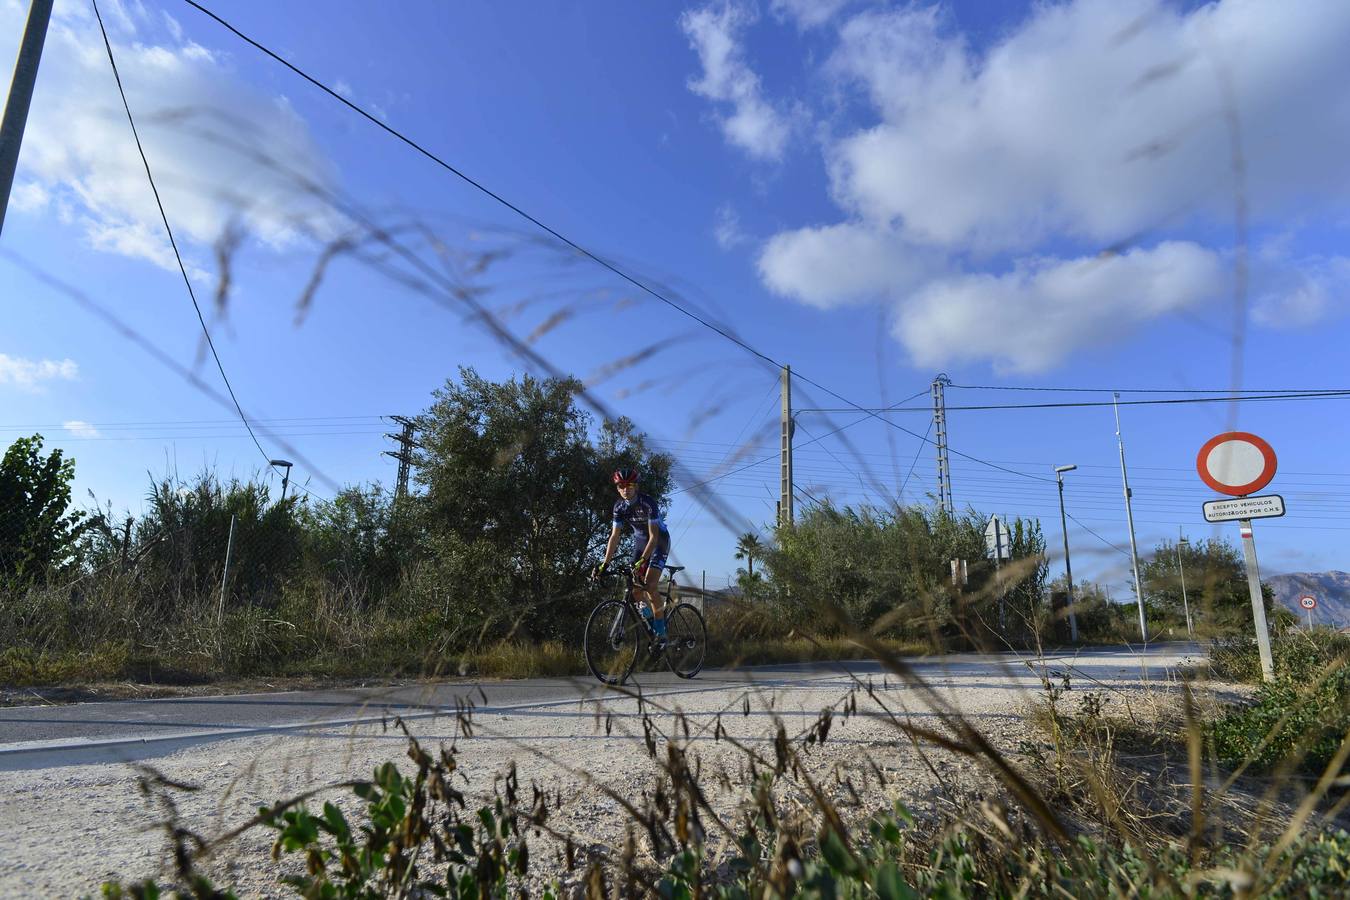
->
[898,418,933,502]
[672,387,931,496]
[1065,512,1131,558]
[0,415,386,430]
[951,383,1344,394]
[797,390,1350,414]
[91,0,281,482]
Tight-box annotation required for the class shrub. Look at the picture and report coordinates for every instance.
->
[1209,630,1350,774]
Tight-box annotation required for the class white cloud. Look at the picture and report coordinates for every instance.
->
[6,2,341,272]
[0,354,79,390]
[333,79,354,99]
[10,181,49,213]
[893,242,1224,374]
[1251,245,1350,329]
[62,420,101,438]
[752,0,1350,368]
[758,222,938,308]
[681,3,791,161]
[713,203,749,249]
[824,0,1350,251]
[771,0,852,30]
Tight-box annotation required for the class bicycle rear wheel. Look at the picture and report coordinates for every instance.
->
[584,599,641,685]
[663,603,707,679]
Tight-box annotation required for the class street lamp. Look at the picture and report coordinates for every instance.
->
[269,459,294,502]
[1054,464,1080,642]
[1176,531,1194,638]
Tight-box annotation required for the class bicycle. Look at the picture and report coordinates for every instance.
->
[583,563,707,685]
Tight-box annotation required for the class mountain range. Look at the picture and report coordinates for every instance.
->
[1267,571,1350,628]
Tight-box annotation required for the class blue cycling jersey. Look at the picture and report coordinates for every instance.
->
[613,493,670,550]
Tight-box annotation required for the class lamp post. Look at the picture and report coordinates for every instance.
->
[1054,464,1079,642]
[1113,393,1148,643]
[270,459,294,502]
[1176,531,1194,638]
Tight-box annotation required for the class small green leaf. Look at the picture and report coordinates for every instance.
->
[873,862,917,900]
[820,828,859,876]
[321,802,351,842]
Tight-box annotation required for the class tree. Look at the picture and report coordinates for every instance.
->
[411,367,672,641]
[1139,537,1281,635]
[734,532,763,577]
[0,434,87,584]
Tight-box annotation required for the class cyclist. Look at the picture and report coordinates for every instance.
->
[594,466,671,642]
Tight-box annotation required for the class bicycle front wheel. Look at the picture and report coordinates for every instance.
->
[584,599,641,685]
[663,602,707,679]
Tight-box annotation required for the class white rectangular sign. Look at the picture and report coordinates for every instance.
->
[1202,493,1285,523]
[984,517,1011,560]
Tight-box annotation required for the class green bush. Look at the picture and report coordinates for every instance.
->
[1209,630,1350,774]
[1208,630,1350,684]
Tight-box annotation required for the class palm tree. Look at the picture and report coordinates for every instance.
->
[734,532,763,577]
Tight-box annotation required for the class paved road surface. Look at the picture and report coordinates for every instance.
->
[0,643,1201,772]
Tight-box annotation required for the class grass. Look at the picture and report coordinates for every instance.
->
[0,625,928,694]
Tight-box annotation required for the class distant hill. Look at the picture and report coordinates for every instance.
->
[1267,571,1350,628]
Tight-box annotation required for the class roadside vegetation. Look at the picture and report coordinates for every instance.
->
[1,369,1295,690]
[95,634,1350,898]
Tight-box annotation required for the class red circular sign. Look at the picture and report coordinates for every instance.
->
[1299,595,1317,610]
[1196,432,1277,496]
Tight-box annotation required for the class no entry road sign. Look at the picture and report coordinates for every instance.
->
[1196,432,1277,497]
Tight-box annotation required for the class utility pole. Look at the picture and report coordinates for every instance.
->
[0,0,54,236]
[1054,464,1080,642]
[931,373,953,515]
[383,415,415,501]
[779,365,793,528]
[1113,393,1148,642]
[1176,530,1194,638]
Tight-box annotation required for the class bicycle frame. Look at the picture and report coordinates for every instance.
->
[606,566,675,644]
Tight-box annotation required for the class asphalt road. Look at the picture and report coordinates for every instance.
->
[0,643,1201,772]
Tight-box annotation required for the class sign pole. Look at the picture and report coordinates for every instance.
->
[993,516,1004,631]
[1238,518,1275,682]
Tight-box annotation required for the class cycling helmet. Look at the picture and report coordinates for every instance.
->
[612,467,640,486]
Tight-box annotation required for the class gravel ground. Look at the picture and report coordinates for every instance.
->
[0,651,1218,897]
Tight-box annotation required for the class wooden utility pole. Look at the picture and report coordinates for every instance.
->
[779,365,793,528]
[0,0,54,236]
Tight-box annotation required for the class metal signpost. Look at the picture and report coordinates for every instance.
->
[1299,595,1316,630]
[1196,432,1280,682]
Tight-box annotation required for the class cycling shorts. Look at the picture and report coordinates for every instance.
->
[633,545,668,581]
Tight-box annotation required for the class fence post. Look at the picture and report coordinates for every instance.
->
[120,516,133,569]
[217,514,236,631]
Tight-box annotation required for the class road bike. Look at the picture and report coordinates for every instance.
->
[583,563,707,685]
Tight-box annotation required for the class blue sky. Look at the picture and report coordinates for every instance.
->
[2,0,1349,597]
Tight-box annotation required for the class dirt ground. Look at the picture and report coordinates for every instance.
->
[0,655,1256,897]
